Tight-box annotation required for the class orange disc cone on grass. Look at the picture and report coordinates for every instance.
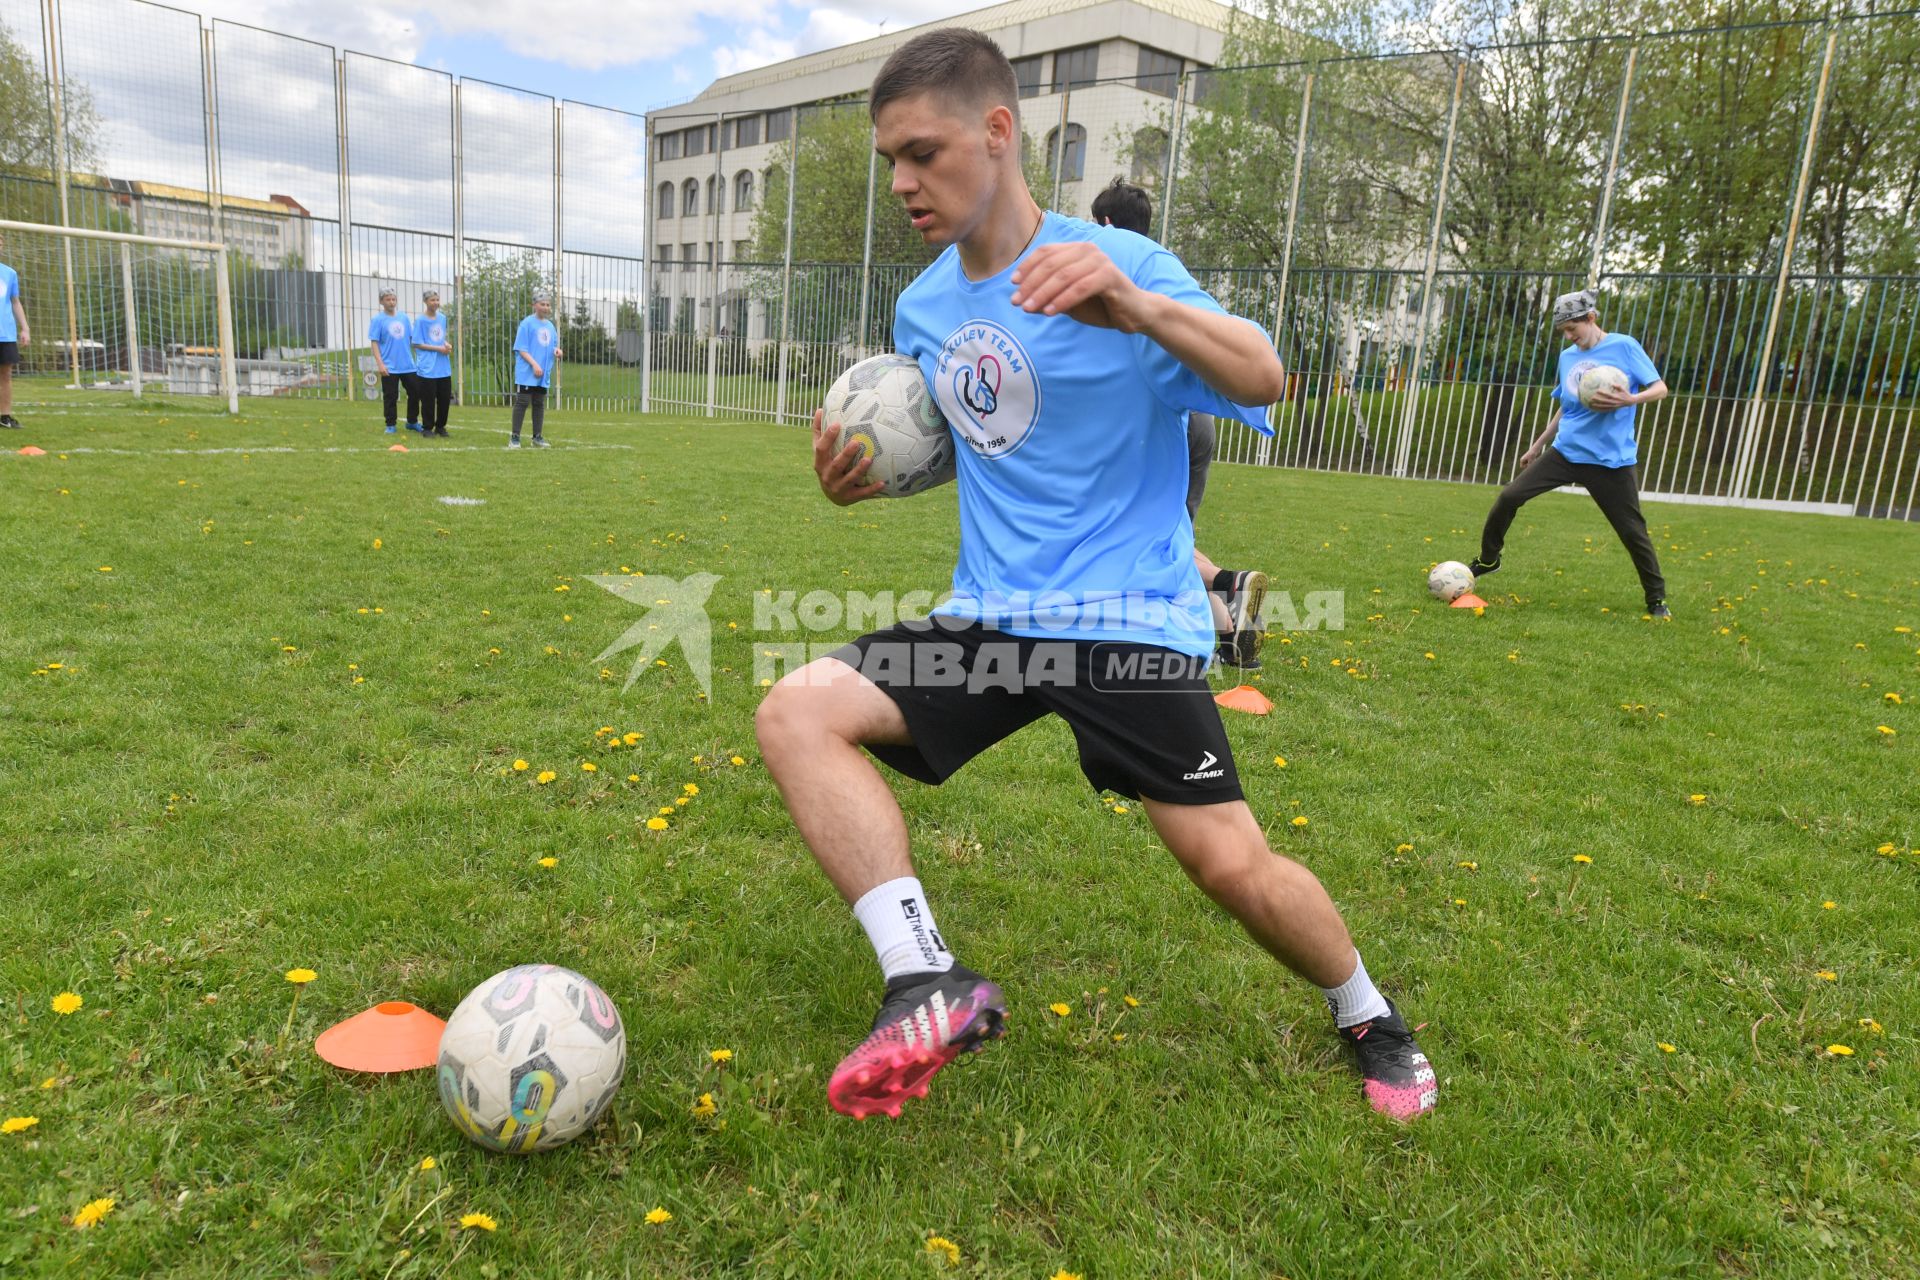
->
[1214,684,1273,715]
[1450,592,1488,609]
[388,444,409,452]
[18,445,45,456]
[315,1002,446,1073]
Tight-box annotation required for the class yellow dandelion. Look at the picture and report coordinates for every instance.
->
[1877,843,1897,854]
[418,1157,436,1171]
[1573,854,1592,865]
[623,732,643,745]
[1826,1044,1854,1056]
[1688,794,1707,805]
[97,566,113,573]
[1272,755,1287,768]
[1396,843,1415,853]
[459,1212,497,1231]
[710,1048,733,1063]
[730,755,746,765]
[51,992,83,1015]
[284,968,317,985]
[1051,1272,1085,1280]
[647,817,669,830]
[646,1207,672,1225]
[1875,725,1896,736]
[691,1092,716,1118]
[536,770,557,784]
[1858,1018,1883,1034]
[628,774,640,783]
[1113,805,1129,815]
[925,1236,961,1266]
[1049,1002,1071,1017]
[512,759,529,771]
[72,1197,115,1230]
[580,762,598,772]
[1822,900,1837,910]
[1452,898,1467,906]
[538,857,558,869]
[1291,815,1309,827]
[1123,995,1140,1008]
[1887,692,1904,704]
[3,1116,39,1134]
[1657,1042,1676,1053]
[683,783,700,796]
[371,539,381,550]
[1457,860,1478,870]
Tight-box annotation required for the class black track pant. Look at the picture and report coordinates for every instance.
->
[381,371,424,427]
[1480,446,1667,605]
[510,385,547,441]
[415,375,452,431]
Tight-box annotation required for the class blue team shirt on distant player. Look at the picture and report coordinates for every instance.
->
[412,313,450,379]
[0,263,21,342]
[368,310,415,374]
[514,315,558,388]
[1551,332,1661,468]
[893,212,1273,658]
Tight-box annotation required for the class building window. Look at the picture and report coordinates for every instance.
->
[1051,45,1099,94]
[734,114,760,147]
[657,131,682,161]
[766,108,791,142]
[734,169,754,211]
[707,174,720,215]
[733,239,751,261]
[681,242,698,271]
[686,124,707,158]
[1044,123,1087,182]
[1135,47,1181,97]
[1011,55,1043,98]
[1130,126,1170,183]
[657,181,674,220]
[681,178,699,218]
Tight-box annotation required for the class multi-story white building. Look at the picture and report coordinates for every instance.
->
[646,0,1247,341]
[99,179,314,268]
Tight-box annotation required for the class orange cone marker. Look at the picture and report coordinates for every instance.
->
[1450,592,1488,609]
[388,444,409,452]
[315,1001,446,1073]
[18,445,45,456]
[1214,684,1273,715]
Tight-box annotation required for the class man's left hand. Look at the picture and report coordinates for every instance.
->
[1010,243,1154,332]
[1588,388,1634,411]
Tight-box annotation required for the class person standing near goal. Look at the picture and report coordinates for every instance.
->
[368,287,423,435]
[1090,177,1268,670]
[0,233,30,430]
[508,290,561,449]
[1467,289,1672,619]
[412,289,453,438]
[756,28,1437,1124]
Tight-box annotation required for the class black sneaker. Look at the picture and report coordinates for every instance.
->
[433,428,449,438]
[531,438,550,449]
[1219,569,1268,635]
[1646,601,1672,620]
[827,964,1007,1120]
[1467,556,1500,579]
[1216,632,1263,671]
[1336,999,1437,1120]
[0,414,20,429]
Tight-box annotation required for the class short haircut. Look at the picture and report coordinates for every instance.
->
[870,28,1018,124]
[1091,178,1153,236]
[378,287,397,301]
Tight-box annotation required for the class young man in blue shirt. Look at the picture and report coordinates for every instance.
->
[509,291,561,449]
[367,288,422,435]
[411,289,452,438]
[0,234,30,429]
[1468,289,1672,618]
[755,29,1436,1124]
[1090,176,1269,671]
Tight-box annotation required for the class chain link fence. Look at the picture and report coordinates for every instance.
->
[0,0,1914,515]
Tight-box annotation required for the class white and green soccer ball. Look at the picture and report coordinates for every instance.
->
[1576,364,1630,411]
[1428,560,1475,602]
[821,353,956,498]
[437,964,626,1155]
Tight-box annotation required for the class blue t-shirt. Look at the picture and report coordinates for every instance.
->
[0,263,22,342]
[412,313,450,379]
[894,212,1272,658]
[514,316,558,388]
[1551,333,1661,467]
[368,311,415,374]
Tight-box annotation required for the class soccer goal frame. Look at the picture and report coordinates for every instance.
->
[0,217,239,415]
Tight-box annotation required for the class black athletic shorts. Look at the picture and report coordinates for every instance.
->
[0,341,17,367]
[829,619,1243,804]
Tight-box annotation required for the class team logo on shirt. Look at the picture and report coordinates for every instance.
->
[387,321,405,339]
[428,324,445,344]
[932,320,1039,459]
[537,328,553,346]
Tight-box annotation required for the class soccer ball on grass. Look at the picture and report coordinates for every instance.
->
[1428,560,1475,602]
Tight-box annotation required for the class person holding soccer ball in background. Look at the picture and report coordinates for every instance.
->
[508,290,561,449]
[756,29,1437,1125]
[1467,289,1672,618]
[368,287,423,435]
[411,289,453,438]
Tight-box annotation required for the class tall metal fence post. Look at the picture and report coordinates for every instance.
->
[1731,26,1838,500]
[856,142,877,358]
[335,56,354,402]
[1160,74,1189,249]
[640,112,653,414]
[201,27,226,249]
[118,241,141,397]
[774,110,799,425]
[1051,85,1070,210]
[1390,57,1466,479]
[452,82,465,407]
[1262,70,1314,465]
[707,113,724,417]
[553,101,564,409]
[41,0,79,389]
[213,250,238,414]
[1588,40,1637,290]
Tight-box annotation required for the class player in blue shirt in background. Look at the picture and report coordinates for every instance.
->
[411,289,453,438]
[367,287,423,435]
[0,233,31,430]
[1468,289,1672,618]
[755,28,1437,1124]
[508,291,561,449]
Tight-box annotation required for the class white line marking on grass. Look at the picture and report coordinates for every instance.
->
[16,441,637,458]
[438,495,486,506]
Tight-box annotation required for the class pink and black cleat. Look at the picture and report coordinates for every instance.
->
[827,964,1007,1119]
[1337,999,1438,1120]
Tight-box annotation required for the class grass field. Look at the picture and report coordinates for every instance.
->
[1,391,1915,1278]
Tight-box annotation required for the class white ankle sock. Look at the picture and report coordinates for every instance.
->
[853,877,955,982]
[1320,950,1392,1028]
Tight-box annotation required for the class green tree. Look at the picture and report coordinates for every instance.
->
[452,245,549,399]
